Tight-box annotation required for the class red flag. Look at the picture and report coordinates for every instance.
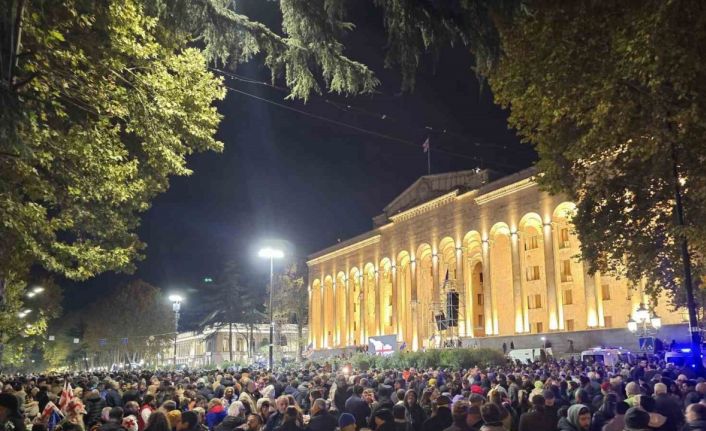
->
[422,137,430,153]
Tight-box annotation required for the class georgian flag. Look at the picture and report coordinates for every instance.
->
[41,401,64,431]
[422,137,430,153]
[58,382,73,412]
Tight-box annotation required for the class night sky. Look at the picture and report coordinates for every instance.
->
[63,2,537,327]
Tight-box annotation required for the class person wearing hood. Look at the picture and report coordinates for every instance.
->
[0,392,26,431]
[85,390,107,430]
[421,396,452,431]
[557,404,591,431]
[622,407,651,431]
[685,403,706,431]
[402,390,425,431]
[213,402,244,431]
[370,385,395,429]
[204,399,226,431]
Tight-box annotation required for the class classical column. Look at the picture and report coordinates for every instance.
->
[411,259,419,350]
[455,247,466,336]
[595,272,605,327]
[391,264,399,339]
[323,284,329,348]
[432,253,440,306]
[332,281,338,346]
[345,277,351,346]
[583,265,598,328]
[543,222,559,330]
[510,231,524,333]
[308,286,313,348]
[359,274,366,344]
[481,239,494,335]
[375,269,381,336]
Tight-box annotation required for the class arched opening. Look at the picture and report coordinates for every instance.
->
[349,268,362,345]
[336,271,347,346]
[490,223,513,335]
[379,258,393,335]
[363,263,377,337]
[323,276,334,348]
[463,231,484,338]
[519,213,547,334]
[416,244,433,348]
[311,279,322,349]
[397,251,412,349]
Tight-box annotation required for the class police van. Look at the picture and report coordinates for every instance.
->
[581,347,635,367]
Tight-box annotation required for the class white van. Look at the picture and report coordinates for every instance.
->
[581,347,634,367]
[507,348,553,363]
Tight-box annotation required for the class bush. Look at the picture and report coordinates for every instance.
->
[349,348,504,371]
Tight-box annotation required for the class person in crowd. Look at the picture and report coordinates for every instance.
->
[144,412,171,431]
[653,383,683,431]
[86,390,108,430]
[0,393,26,431]
[518,395,554,431]
[557,404,590,431]
[402,390,425,431]
[372,408,395,431]
[685,403,706,431]
[214,402,245,431]
[344,385,370,431]
[622,407,651,431]
[205,399,227,430]
[392,403,410,431]
[105,383,123,409]
[421,396,452,431]
[306,399,335,431]
[276,406,303,431]
[479,403,506,431]
[177,412,200,431]
[589,393,617,431]
[337,413,356,431]
[101,408,126,431]
[263,397,287,431]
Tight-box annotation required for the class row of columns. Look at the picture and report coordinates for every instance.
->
[309,222,609,350]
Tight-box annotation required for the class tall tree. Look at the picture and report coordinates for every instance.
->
[199,262,266,362]
[272,263,308,359]
[81,280,175,367]
[485,1,706,366]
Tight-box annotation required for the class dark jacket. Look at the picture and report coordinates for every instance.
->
[421,407,453,431]
[105,389,123,408]
[85,393,107,428]
[276,422,304,431]
[306,411,337,431]
[369,399,395,429]
[557,417,580,431]
[654,393,683,431]
[344,394,370,430]
[684,420,706,431]
[264,412,284,431]
[518,408,555,431]
[405,403,426,431]
[213,416,245,431]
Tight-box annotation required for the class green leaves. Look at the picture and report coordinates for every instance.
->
[488,1,706,309]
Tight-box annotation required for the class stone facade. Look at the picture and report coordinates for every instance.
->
[306,168,685,352]
[170,323,305,367]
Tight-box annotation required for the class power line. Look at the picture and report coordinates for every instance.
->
[210,67,532,154]
[221,83,522,171]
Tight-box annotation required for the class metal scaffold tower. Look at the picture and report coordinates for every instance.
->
[427,278,465,349]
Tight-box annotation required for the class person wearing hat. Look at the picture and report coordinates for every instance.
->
[622,407,651,431]
[0,393,25,431]
[337,413,356,431]
[421,396,452,431]
[372,408,395,431]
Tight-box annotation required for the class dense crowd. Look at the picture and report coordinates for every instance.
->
[1,358,706,431]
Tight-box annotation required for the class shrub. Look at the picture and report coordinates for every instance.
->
[349,348,504,371]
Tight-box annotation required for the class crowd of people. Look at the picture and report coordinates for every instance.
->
[1,357,706,431]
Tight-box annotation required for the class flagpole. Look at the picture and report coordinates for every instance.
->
[427,147,431,175]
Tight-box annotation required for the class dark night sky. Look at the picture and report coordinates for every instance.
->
[64,2,536,327]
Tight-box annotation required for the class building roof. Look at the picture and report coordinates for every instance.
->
[307,167,537,262]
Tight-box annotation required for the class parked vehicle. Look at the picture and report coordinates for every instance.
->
[581,347,634,366]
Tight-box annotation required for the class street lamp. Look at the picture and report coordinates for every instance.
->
[258,247,284,371]
[540,336,547,349]
[169,294,183,367]
[627,303,661,351]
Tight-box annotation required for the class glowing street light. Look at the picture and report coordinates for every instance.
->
[169,294,183,367]
[258,246,284,371]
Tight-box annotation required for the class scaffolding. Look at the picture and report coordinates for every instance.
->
[427,279,465,349]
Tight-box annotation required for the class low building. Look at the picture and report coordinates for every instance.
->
[167,323,305,367]
[306,168,685,353]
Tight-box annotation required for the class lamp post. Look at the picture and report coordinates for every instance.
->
[540,336,547,349]
[627,302,661,350]
[258,247,284,371]
[169,294,182,368]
